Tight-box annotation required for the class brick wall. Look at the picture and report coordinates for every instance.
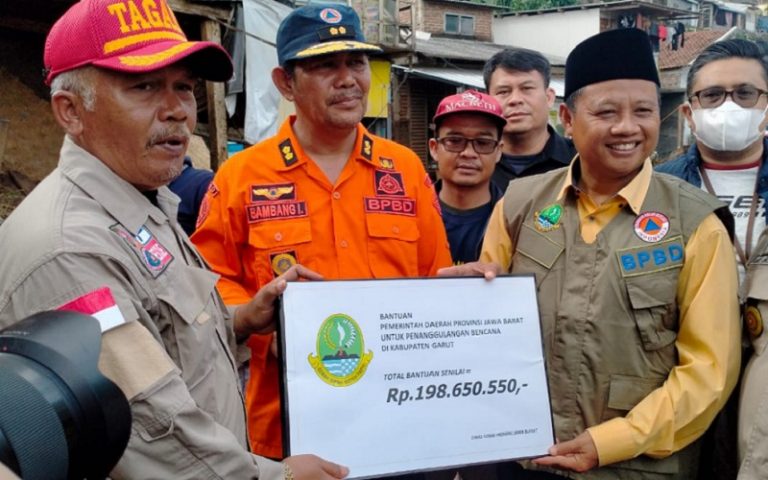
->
[421,0,493,41]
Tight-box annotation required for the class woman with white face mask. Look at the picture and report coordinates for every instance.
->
[656,38,768,480]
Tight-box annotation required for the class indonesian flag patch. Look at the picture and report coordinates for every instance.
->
[57,286,126,332]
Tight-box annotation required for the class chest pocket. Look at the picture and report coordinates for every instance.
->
[625,270,680,351]
[155,265,226,395]
[248,218,312,250]
[366,214,420,278]
[513,224,564,285]
[248,219,312,285]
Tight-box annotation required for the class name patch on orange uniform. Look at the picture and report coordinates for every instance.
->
[364,196,416,216]
[246,201,308,223]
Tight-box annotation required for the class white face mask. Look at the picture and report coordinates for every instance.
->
[691,100,767,152]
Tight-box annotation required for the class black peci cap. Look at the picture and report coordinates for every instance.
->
[564,28,660,99]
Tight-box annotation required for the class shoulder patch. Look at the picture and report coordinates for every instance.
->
[279,139,297,167]
[110,224,174,278]
[379,157,395,170]
[361,135,373,161]
[197,194,211,228]
[57,286,125,332]
[424,173,441,215]
[424,173,434,188]
[617,236,684,277]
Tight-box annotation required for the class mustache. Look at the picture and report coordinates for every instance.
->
[146,127,191,147]
[328,90,364,104]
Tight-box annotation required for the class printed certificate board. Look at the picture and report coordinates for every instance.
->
[280,275,553,479]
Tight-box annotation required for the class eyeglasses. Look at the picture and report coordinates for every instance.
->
[436,136,499,154]
[689,85,768,108]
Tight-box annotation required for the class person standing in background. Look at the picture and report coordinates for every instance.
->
[429,90,505,264]
[483,48,576,191]
[657,39,768,285]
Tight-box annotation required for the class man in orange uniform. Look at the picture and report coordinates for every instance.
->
[192,3,452,460]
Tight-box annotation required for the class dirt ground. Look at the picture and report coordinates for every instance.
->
[0,66,63,219]
[0,68,62,182]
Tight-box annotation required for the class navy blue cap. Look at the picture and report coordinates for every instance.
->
[565,28,660,99]
[276,4,382,66]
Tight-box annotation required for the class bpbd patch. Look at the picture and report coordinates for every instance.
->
[319,7,342,23]
[196,194,211,228]
[617,236,684,277]
[374,170,405,196]
[308,313,373,387]
[110,224,174,277]
[634,212,670,243]
[364,196,416,216]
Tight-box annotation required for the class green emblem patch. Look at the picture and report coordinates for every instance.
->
[308,313,373,387]
[534,204,562,232]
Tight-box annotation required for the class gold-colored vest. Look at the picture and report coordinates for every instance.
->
[503,168,728,479]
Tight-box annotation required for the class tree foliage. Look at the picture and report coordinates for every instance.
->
[498,0,579,12]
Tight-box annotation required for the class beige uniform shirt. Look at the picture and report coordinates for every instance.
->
[0,137,284,480]
[738,228,768,479]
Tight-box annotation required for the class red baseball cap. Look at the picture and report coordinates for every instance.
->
[433,90,506,130]
[43,0,233,85]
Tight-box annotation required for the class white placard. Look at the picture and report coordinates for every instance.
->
[280,276,553,479]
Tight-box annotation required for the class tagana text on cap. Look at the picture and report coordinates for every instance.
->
[564,28,659,99]
[276,3,382,66]
[433,90,506,130]
[44,0,233,86]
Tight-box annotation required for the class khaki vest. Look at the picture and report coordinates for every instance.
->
[503,168,728,479]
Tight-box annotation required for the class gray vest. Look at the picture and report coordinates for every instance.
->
[503,168,729,479]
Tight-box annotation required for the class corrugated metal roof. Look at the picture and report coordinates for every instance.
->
[392,64,565,97]
[414,34,566,66]
[714,1,752,14]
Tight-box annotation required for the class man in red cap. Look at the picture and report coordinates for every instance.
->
[0,1,347,478]
[429,90,506,264]
[192,2,452,464]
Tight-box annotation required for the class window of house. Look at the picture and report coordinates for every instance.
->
[445,13,474,36]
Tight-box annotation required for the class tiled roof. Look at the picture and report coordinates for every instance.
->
[658,28,736,70]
